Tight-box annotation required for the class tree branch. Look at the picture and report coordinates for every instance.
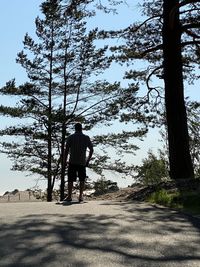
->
[121,15,160,37]
[182,22,200,32]
[182,40,200,46]
[141,44,163,56]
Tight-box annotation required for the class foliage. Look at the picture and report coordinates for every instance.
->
[1,0,199,198]
[147,189,175,207]
[187,101,200,177]
[93,177,119,195]
[159,100,200,178]
[1,0,113,200]
[147,189,200,215]
[106,0,200,89]
[100,0,200,180]
[134,151,169,186]
[0,0,147,201]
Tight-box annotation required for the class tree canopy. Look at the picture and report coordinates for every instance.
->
[0,0,148,201]
[0,0,199,200]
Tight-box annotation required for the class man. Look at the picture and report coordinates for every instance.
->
[64,123,93,202]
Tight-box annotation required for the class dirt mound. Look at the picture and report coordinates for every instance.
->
[89,179,200,202]
[89,186,145,201]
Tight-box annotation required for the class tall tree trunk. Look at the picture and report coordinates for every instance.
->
[60,93,67,201]
[60,134,66,201]
[47,118,52,201]
[162,0,194,180]
[60,42,69,201]
[47,26,54,202]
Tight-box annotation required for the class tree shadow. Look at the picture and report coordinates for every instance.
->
[0,201,200,266]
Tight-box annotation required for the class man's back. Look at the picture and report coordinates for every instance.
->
[66,132,93,166]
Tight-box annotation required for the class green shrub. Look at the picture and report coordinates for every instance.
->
[148,189,173,206]
[93,178,119,195]
[134,151,169,186]
[148,189,200,214]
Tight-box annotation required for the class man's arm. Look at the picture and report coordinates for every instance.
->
[65,145,69,164]
[86,138,94,167]
[64,137,70,165]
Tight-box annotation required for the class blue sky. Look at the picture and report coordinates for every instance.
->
[0,0,199,194]
[0,0,43,84]
[0,0,44,194]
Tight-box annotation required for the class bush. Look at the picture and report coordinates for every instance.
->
[148,189,173,206]
[134,151,169,186]
[147,189,200,214]
[93,178,119,195]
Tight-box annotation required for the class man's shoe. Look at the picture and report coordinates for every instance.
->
[63,197,72,202]
[79,197,84,203]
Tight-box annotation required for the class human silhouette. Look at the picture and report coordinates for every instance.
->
[64,123,93,202]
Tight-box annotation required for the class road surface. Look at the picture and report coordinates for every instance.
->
[0,200,200,267]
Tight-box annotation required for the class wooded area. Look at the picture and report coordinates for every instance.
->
[0,0,199,201]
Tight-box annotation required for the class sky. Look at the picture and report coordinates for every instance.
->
[0,0,44,194]
[0,0,199,195]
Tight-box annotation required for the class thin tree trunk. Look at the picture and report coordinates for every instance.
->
[47,26,54,202]
[60,88,67,201]
[60,35,69,201]
[162,0,194,179]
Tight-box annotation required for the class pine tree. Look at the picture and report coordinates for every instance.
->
[102,0,200,180]
[0,0,147,200]
[0,0,110,201]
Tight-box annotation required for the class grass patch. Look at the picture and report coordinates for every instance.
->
[147,189,200,215]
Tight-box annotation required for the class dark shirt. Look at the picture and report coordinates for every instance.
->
[66,132,93,166]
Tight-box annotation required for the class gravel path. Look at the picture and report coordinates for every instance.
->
[0,200,200,267]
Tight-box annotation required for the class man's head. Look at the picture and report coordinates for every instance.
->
[75,123,82,132]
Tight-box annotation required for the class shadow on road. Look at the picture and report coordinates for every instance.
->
[0,201,200,267]
[101,200,200,232]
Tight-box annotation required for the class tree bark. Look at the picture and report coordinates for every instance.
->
[60,42,69,201]
[47,26,54,202]
[162,0,194,179]
[60,102,66,201]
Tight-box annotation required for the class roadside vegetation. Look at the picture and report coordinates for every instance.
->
[147,189,200,215]
[134,149,200,215]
